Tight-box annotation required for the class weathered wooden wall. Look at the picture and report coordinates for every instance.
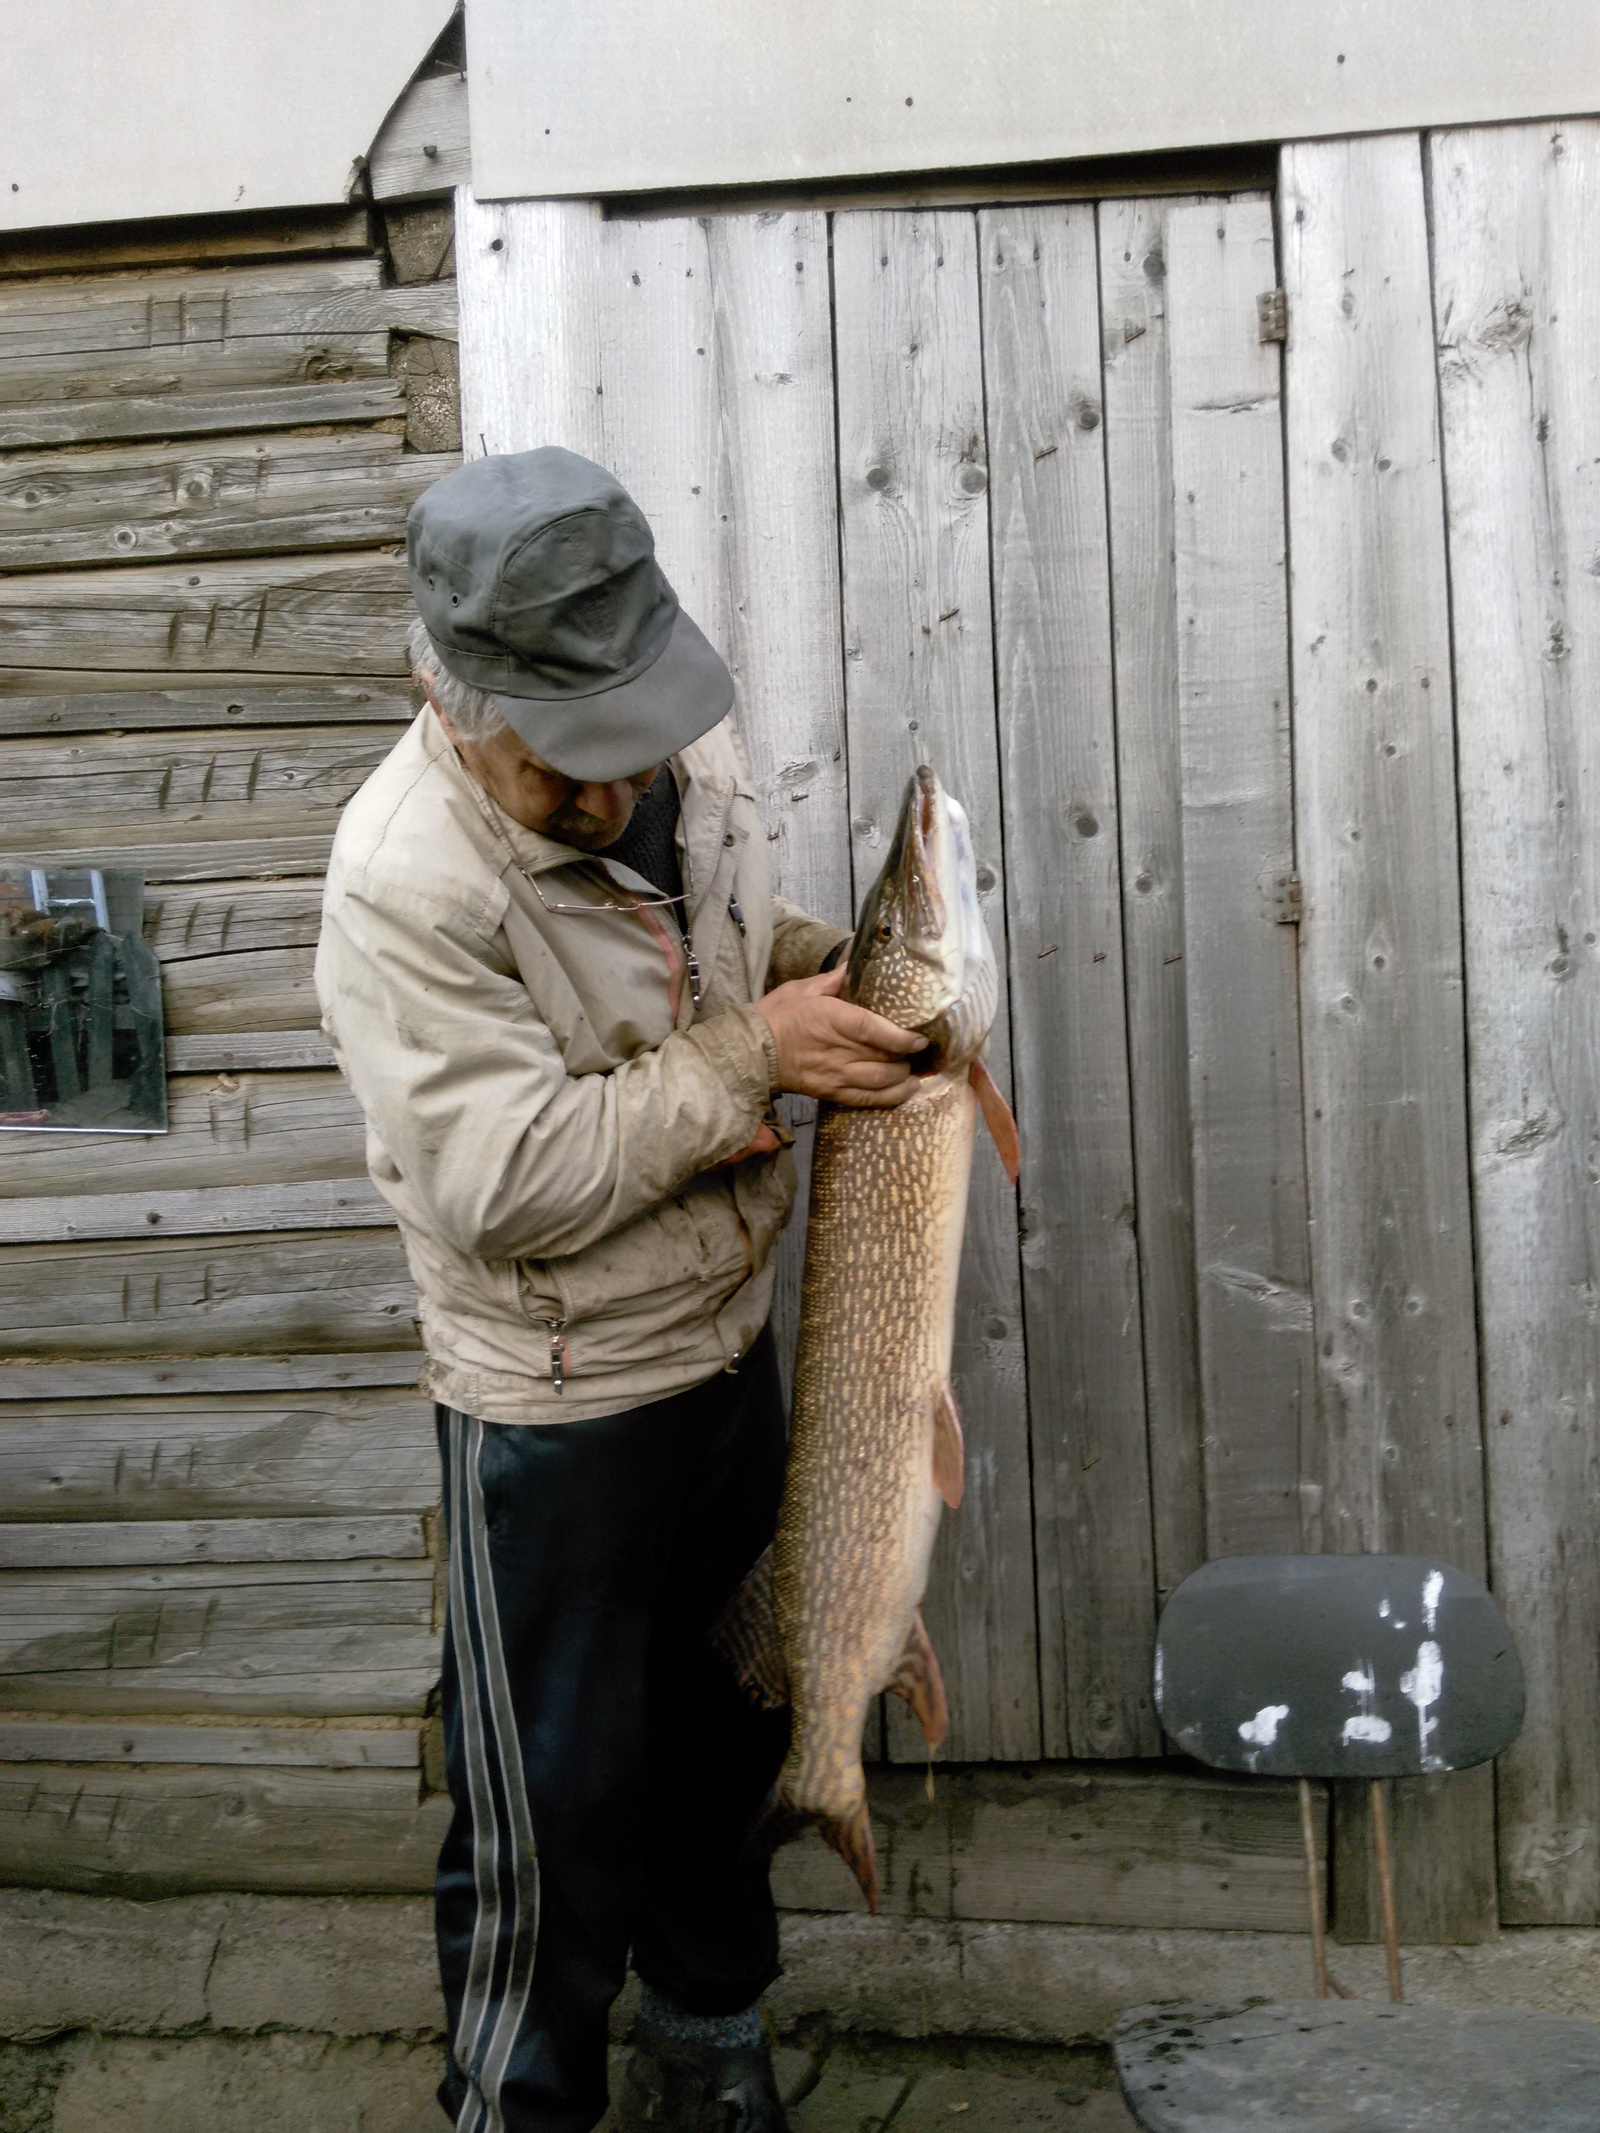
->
[457,112,1600,1944]
[5,111,1598,1951]
[0,198,462,1888]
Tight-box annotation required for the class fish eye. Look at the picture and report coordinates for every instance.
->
[874,920,893,942]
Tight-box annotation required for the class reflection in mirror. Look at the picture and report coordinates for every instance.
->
[0,868,166,1135]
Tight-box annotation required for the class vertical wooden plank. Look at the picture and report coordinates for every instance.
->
[980,202,1157,1758]
[455,204,850,1396]
[1281,134,1494,1942]
[454,190,605,460]
[1165,198,1314,1559]
[833,208,1041,1762]
[1099,199,1207,1607]
[1431,117,1600,1926]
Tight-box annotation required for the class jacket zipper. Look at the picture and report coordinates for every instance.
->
[544,1314,568,1394]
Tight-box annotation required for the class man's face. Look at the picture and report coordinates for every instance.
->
[433,701,660,851]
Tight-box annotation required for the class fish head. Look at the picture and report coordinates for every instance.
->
[846,765,998,1070]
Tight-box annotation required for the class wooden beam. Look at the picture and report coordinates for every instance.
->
[1165,196,1313,1557]
[0,1353,422,1400]
[0,1070,364,1199]
[0,377,406,452]
[0,435,459,573]
[0,259,457,364]
[0,1763,450,1896]
[832,209,1039,1763]
[165,1032,336,1074]
[0,556,411,678]
[1430,116,1600,1927]
[979,200,1156,1759]
[0,1228,419,1359]
[0,1386,435,1512]
[1098,197,1207,1607]
[0,1719,420,1767]
[0,1515,427,1568]
[0,208,375,279]
[0,1180,395,1247]
[144,881,327,961]
[0,1558,437,1715]
[369,72,472,202]
[0,725,406,881]
[162,945,322,1033]
[0,679,418,739]
[770,1763,1325,1935]
[1280,134,1492,1944]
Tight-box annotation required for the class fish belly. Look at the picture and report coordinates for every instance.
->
[776,1071,976,1832]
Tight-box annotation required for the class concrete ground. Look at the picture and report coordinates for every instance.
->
[776,2033,1136,2132]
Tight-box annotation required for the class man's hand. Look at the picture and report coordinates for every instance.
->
[758,966,927,1108]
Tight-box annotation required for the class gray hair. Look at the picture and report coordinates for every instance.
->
[407,615,507,741]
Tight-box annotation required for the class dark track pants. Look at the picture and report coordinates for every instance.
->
[434,1327,791,2133]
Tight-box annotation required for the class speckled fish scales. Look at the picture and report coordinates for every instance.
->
[775,1065,976,1901]
[714,766,1017,1911]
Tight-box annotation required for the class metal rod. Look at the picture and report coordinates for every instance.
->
[1299,1777,1330,1999]
[1370,1778,1404,2002]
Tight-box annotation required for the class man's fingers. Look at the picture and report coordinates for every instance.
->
[830,1001,928,1055]
[831,1077,921,1109]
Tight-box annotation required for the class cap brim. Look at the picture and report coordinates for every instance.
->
[488,608,733,781]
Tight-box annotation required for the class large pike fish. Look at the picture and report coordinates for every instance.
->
[717,766,1018,1910]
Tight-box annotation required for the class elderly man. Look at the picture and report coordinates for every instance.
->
[315,449,923,2133]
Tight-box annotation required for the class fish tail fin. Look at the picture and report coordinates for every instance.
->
[884,1609,950,1751]
[970,1054,1020,1185]
[821,1796,880,1914]
[709,1545,789,1710]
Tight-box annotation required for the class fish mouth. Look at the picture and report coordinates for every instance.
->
[846,764,998,1070]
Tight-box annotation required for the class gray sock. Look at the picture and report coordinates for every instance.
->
[637,1979,764,2052]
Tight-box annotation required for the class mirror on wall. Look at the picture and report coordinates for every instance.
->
[0,868,166,1134]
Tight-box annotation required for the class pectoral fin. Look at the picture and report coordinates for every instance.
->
[884,1610,950,1751]
[709,1545,788,1711]
[932,1383,965,1509]
[970,1056,1021,1185]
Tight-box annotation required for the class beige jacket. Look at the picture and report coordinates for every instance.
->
[315,706,846,1423]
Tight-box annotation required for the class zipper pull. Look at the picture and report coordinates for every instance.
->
[728,893,747,938]
[546,1319,567,1394]
[685,939,703,1012]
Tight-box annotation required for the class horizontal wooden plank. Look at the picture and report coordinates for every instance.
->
[0,1385,435,1513]
[369,70,473,202]
[0,258,459,363]
[769,1764,1324,1933]
[0,679,417,737]
[0,1070,363,1198]
[0,208,375,279]
[0,554,411,677]
[0,1180,395,1245]
[0,1719,419,1767]
[166,1031,336,1073]
[0,376,406,452]
[0,1763,449,1894]
[164,945,321,1028]
[0,724,405,880]
[0,1352,421,1400]
[146,879,326,960]
[0,1558,437,1715]
[0,1228,419,1358]
[0,332,393,414]
[0,433,459,572]
[0,1515,427,1568]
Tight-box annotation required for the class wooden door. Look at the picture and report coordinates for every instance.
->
[457,183,1311,1772]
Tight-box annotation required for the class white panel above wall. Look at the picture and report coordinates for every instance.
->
[469,0,1600,200]
[1,0,456,232]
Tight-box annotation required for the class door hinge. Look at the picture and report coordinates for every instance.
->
[1273,873,1304,923]
[1257,288,1288,343]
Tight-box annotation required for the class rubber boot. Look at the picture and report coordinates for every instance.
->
[610,2025,789,2132]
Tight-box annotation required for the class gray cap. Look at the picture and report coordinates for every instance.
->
[406,447,733,781]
